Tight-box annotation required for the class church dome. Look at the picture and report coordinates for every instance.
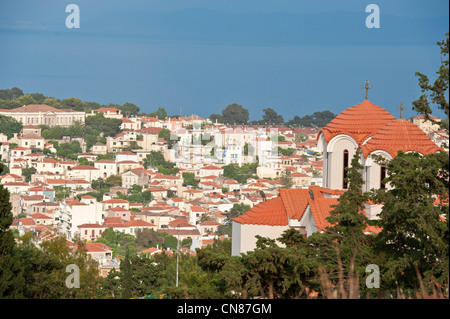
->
[361,118,444,158]
[319,99,396,146]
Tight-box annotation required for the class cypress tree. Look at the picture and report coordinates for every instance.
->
[0,159,25,298]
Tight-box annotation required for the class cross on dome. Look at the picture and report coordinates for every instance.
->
[361,80,373,100]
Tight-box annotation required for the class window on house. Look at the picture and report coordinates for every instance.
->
[343,149,349,189]
[380,165,386,189]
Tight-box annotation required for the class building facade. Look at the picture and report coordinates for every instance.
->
[0,104,85,127]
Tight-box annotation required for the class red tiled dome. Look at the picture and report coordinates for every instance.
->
[361,118,444,158]
[319,100,396,146]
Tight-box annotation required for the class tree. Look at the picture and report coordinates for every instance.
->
[104,174,122,188]
[221,103,249,125]
[308,150,375,295]
[0,87,24,100]
[222,163,258,184]
[216,203,250,236]
[85,113,122,137]
[119,102,140,117]
[22,167,37,182]
[61,97,87,112]
[241,231,318,299]
[145,107,168,120]
[16,94,37,105]
[285,110,335,128]
[0,115,23,139]
[371,151,449,294]
[295,132,308,142]
[182,172,199,188]
[412,32,449,133]
[158,128,178,148]
[55,141,82,160]
[0,163,25,298]
[144,151,178,175]
[262,108,284,125]
[209,113,223,123]
[279,169,293,189]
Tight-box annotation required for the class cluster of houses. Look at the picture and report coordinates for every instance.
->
[0,102,448,275]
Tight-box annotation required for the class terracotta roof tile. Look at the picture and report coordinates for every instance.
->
[319,100,396,146]
[8,104,78,113]
[232,196,288,226]
[361,118,444,158]
[279,189,310,220]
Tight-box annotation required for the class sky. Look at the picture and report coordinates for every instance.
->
[0,0,448,121]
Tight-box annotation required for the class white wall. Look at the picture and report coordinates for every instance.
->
[325,135,358,190]
[231,222,288,256]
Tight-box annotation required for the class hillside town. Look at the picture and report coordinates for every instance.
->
[0,100,448,278]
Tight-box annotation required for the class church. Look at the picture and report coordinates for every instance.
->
[231,92,444,256]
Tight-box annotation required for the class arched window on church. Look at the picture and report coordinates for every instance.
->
[380,165,386,189]
[343,149,349,189]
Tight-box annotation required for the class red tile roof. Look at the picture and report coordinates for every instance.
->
[200,165,223,170]
[84,242,112,252]
[233,196,288,226]
[279,189,310,220]
[319,99,396,146]
[95,107,120,112]
[72,165,99,170]
[116,151,136,155]
[102,198,129,204]
[136,127,162,134]
[124,219,155,227]
[169,217,195,228]
[361,118,444,158]
[30,213,53,219]
[7,104,78,113]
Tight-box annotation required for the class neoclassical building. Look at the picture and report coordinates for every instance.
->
[0,104,85,127]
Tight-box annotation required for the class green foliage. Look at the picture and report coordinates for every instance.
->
[220,103,249,125]
[118,102,140,117]
[222,163,258,184]
[53,186,72,201]
[104,253,166,299]
[262,108,284,125]
[0,115,23,139]
[21,167,37,183]
[141,107,168,120]
[54,141,82,160]
[412,32,449,133]
[279,169,293,189]
[0,87,24,101]
[85,113,122,138]
[144,151,179,175]
[371,151,449,293]
[0,182,25,298]
[120,185,152,204]
[104,174,122,188]
[182,172,199,188]
[216,203,250,236]
[285,110,336,128]
[96,228,137,258]
[278,147,295,156]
